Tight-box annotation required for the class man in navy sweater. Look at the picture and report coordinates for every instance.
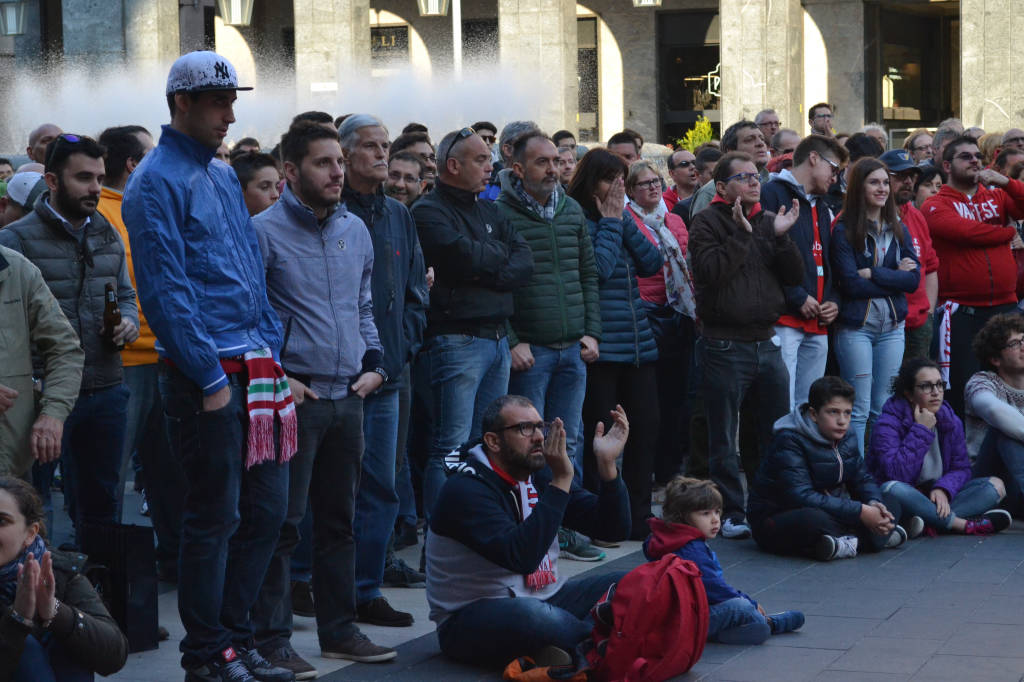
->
[425,395,631,668]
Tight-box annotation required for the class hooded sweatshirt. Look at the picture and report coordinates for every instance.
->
[747,405,882,525]
[643,517,757,608]
[921,179,1024,306]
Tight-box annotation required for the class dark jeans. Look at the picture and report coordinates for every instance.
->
[751,507,888,557]
[699,336,790,522]
[13,633,93,682]
[582,362,658,535]
[119,364,184,568]
[62,383,130,531]
[395,366,417,527]
[252,395,363,650]
[974,427,1024,516]
[354,389,401,604]
[642,303,695,485]
[437,570,626,668]
[160,365,289,668]
[936,304,1018,416]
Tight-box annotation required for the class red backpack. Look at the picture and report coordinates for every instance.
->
[582,554,709,682]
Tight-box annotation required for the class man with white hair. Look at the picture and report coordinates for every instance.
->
[1002,128,1024,153]
[755,109,781,146]
[337,113,429,626]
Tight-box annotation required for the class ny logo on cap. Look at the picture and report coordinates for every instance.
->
[214,62,229,80]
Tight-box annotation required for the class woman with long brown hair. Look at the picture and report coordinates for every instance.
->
[829,157,921,454]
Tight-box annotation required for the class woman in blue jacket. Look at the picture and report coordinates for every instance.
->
[567,149,664,537]
[830,157,920,455]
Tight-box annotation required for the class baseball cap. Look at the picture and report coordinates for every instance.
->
[4,171,46,210]
[880,149,919,174]
[166,51,253,96]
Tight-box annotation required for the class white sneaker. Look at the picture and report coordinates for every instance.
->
[905,515,925,539]
[721,518,751,539]
[834,535,858,559]
[885,525,908,549]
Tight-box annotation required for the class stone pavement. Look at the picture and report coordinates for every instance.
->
[89,490,1024,681]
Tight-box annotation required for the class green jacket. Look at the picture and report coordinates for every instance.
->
[495,170,601,347]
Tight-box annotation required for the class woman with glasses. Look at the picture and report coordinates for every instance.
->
[567,149,663,537]
[624,161,695,487]
[867,358,1010,535]
[830,157,920,455]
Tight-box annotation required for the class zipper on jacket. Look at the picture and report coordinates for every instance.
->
[321,229,345,394]
[547,220,569,341]
[833,445,844,485]
[626,259,641,367]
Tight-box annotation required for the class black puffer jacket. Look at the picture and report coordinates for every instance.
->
[0,549,128,680]
[747,407,883,526]
[412,180,534,337]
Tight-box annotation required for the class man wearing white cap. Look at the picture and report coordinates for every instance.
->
[0,171,47,228]
[122,52,295,682]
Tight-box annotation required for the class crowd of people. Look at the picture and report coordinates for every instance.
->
[3,49,1024,681]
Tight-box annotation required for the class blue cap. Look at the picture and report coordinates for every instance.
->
[879,149,919,174]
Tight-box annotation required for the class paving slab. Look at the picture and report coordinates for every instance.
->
[826,636,943,675]
[911,654,1024,681]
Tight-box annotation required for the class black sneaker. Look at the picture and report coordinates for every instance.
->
[291,581,315,618]
[382,554,426,588]
[321,631,397,663]
[186,647,255,682]
[356,597,414,627]
[393,521,419,550]
[261,643,317,680]
[238,647,295,682]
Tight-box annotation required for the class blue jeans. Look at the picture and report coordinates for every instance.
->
[160,365,289,668]
[835,321,905,455]
[880,478,1003,530]
[252,396,363,649]
[774,326,829,412]
[13,634,93,682]
[423,334,510,518]
[437,570,626,667]
[708,597,770,645]
[974,428,1024,515]
[354,389,401,604]
[508,344,587,484]
[395,366,417,526]
[61,383,130,531]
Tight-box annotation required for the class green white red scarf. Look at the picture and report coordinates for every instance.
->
[243,348,297,468]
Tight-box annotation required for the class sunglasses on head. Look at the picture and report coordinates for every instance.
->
[44,133,84,170]
[437,127,476,167]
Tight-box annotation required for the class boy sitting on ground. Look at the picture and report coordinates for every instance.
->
[643,477,804,645]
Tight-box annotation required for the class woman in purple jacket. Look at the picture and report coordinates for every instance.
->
[867,358,1011,535]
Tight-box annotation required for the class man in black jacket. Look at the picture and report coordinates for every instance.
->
[426,395,631,667]
[412,128,534,519]
[689,151,803,539]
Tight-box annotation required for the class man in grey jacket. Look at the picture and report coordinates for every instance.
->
[251,121,395,677]
[0,134,138,532]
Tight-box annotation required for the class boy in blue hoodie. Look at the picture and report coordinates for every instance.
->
[644,477,804,645]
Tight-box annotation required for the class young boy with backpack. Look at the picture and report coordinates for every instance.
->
[643,477,805,645]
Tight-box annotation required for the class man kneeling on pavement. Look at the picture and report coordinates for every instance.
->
[426,395,632,667]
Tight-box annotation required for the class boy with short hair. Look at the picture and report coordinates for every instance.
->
[747,376,907,560]
[644,477,804,645]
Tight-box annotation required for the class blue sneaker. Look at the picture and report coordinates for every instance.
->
[768,610,805,635]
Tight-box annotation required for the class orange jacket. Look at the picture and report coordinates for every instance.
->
[97,187,157,366]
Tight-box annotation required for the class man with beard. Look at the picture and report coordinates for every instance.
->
[384,151,426,207]
[426,395,631,667]
[0,134,139,532]
[880,149,938,362]
[923,136,1024,415]
[663,149,699,210]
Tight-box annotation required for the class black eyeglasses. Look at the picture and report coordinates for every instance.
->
[1004,337,1024,350]
[494,421,551,438]
[44,133,83,169]
[915,382,945,393]
[725,171,760,185]
[1005,136,1024,146]
[670,160,694,170]
[479,134,496,144]
[437,127,476,168]
[954,152,985,162]
[634,178,661,191]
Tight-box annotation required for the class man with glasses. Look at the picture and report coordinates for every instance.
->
[425,394,631,667]
[808,103,834,137]
[472,121,498,153]
[0,134,139,536]
[689,151,803,539]
[384,151,426,207]
[412,127,534,526]
[390,131,437,193]
[663,149,698,210]
[923,136,1024,416]
[123,52,294,682]
[762,135,848,411]
[904,131,934,165]
[755,109,781,146]
[879,149,939,362]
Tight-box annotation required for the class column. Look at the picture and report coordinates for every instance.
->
[124,0,180,73]
[293,0,371,111]
[498,0,578,136]
[804,0,864,135]
[61,0,125,65]
[960,0,1024,128]
[720,0,802,132]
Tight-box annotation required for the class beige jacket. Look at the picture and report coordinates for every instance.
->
[0,245,83,476]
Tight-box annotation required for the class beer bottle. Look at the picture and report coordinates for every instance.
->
[103,282,124,351]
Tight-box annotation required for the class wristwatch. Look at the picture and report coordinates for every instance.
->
[40,599,61,629]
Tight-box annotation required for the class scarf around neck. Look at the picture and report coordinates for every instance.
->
[0,534,47,606]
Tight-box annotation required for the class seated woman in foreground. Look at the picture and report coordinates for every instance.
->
[747,376,906,561]
[867,358,1010,536]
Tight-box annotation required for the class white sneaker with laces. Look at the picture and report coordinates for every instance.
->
[720,518,751,539]
[834,535,858,559]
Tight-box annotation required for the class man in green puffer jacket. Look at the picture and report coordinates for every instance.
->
[495,131,601,487]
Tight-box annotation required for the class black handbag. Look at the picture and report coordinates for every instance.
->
[78,522,160,653]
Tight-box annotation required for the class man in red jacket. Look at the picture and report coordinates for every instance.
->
[922,136,1024,414]
[880,150,939,362]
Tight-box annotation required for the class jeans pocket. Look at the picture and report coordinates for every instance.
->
[431,333,475,351]
[702,337,732,353]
